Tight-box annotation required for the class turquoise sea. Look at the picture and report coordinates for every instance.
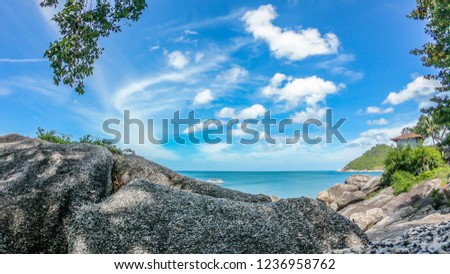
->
[179,171,382,199]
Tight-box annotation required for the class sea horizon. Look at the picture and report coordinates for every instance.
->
[179,170,382,199]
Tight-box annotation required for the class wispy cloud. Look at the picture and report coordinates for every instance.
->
[366,106,394,114]
[0,88,11,96]
[317,54,363,82]
[0,76,70,103]
[367,118,388,126]
[166,9,246,33]
[0,58,46,63]
[347,120,416,148]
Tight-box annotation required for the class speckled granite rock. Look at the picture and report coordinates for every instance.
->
[335,222,450,254]
[69,179,369,254]
[0,134,113,253]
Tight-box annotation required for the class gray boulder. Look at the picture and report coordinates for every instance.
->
[333,191,366,211]
[112,154,271,203]
[0,134,113,253]
[380,179,441,215]
[361,176,381,194]
[345,175,371,190]
[317,183,359,207]
[339,187,394,218]
[349,208,385,231]
[69,180,369,254]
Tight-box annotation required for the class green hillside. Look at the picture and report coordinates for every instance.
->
[342,144,393,171]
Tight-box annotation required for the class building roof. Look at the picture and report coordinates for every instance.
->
[391,133,423,141]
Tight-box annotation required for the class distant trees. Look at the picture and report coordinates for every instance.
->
[414,114,448,146]
[40,0,147,94]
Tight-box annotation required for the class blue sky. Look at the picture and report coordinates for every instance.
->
[0,0,440,171]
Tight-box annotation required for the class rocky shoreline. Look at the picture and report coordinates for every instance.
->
[317,174,450,253]
[1,134,449,254]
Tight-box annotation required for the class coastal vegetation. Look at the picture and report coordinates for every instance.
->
[408,0,450,160]
[342,144,392,171]
[36,127,128,154]
[381,145,448,194]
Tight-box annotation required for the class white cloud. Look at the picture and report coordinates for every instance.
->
[0,58,45,63]
[262,73,342,108]
[292,107,327,123]
[184,29,198,35]
[239,104,267,119]
[242,4,339,61]
[367,118,389,126]
[174,35,197,45]
[348,121,416,149]
[198,143,231,155]
[194,89,213,105]
[217,107,236,118]
[182,124,203,134]
[217,104,266,119]
[216,65,249,83]
[366,106,394,114]
[194,53,204,64]
[167,51,189,69]
[149,45,160,51]
[383,76,440,105]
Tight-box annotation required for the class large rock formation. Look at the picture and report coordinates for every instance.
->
[317,177,369,211]
[69,179,369,254]
[1,134,368,254]
[0,134,113,253]
[318,174,450,243]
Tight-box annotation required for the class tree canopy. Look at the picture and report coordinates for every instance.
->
[41,0,147,94]
[408,0,449,140]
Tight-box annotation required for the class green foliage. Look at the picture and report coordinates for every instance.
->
[383,145,445,186]
[429,188,448,209]
[430,165,450,184]
[389,166,450,195]
[40,0,147,94]
[36,128,130,154]
[391,170,417,195]
[37,127,72,144]
[408,1,449,146]
[343,144,393,171]
[78,134,123,154]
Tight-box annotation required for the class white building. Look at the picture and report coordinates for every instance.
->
[391,133,423,148]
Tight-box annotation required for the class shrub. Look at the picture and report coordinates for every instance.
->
[382,145,445,187]
[36,127,72,144]
[430,189,448,210]
[36,128,130,155]
[391,171,417,195]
